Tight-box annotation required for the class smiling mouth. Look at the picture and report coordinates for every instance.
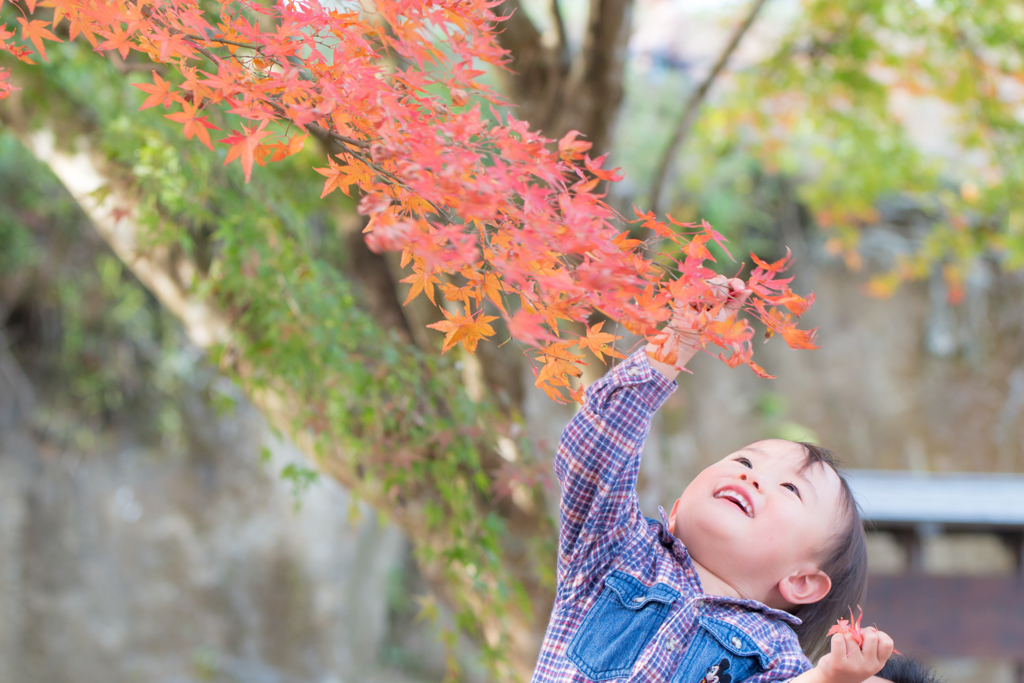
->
[714,489,754,517]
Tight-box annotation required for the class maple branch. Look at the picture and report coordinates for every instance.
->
[107,51,166,73]
[181,33,260,51]
[181,37,229,68]
[648,0,770,215]
[162,20,377,156]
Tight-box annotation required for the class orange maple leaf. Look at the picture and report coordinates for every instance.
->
[576,321,623,365]
[64,9,99,47]
[458,268,507,314]
[440,281,475,308]
[427,308,497,353]
[747,360,775,379]
[536,356,581,386]
[269,133,307,162]
[314,157,373,197]
[780,324,818,350]
[17,18,61,62]
[400,266,441,305]
[165,102,218,151]
[751,249,794,274]
[535,343,584,395]
[754,301,819,351]
[133,70,176,110]
[611,231,643,251]
[536,380,568,403]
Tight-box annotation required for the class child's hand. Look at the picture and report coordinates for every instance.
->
[646,275,751,378]
[815,626,895,683]
[667,275,750,347]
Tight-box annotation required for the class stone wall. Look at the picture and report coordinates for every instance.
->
[0,346,450,683]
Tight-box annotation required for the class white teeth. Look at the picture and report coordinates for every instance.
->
[715,490,753,517]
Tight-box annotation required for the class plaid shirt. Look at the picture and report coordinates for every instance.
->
[531,350,812,683]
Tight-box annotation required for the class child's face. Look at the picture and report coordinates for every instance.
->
[668,439,844,606]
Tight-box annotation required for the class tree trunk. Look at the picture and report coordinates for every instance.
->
[494,0,634,154]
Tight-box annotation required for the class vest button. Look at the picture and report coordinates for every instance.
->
[731,637,743,649]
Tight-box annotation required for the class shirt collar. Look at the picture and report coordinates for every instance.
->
[653,506,804,626]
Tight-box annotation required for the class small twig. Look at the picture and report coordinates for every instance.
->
[302,119,371,150]
[182,33,261,51]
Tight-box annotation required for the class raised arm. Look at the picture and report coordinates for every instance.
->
[553,350,676,588]
[554,275,751,590]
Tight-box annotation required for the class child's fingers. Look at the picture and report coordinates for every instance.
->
[702,276,751,316]
[727,278,752,298]
[860,627,893,669]
[829,632,849,660]
[844,633,864,659]
[874,630,895,662]
[724,278,752,311]
[860,627,878,653]
[726,277,746,293]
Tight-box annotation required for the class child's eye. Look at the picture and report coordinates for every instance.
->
[782,483,801,498]
[735,457,752,468]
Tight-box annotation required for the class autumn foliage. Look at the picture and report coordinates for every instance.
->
[1,0,818,401]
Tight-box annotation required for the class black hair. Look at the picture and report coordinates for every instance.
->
[786,442,869,661]
[877,655,943,683]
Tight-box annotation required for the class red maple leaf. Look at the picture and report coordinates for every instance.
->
[219,121,271,182]
[165,102,219,151]
[97,22,133,59]
[828,606,901,655]
[133,71,176,110]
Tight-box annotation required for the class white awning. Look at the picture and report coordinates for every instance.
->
[844,470,1024,528]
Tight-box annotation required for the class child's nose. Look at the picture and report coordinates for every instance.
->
[739,473,760,490]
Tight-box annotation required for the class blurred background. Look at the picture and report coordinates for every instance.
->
[1,0,1023,682]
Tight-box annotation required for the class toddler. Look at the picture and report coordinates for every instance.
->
[531,277,894,683]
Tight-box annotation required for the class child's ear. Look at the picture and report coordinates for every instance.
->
[668,498,682,535]
[778,568,832,605]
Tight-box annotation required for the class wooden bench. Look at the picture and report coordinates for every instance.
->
[845,471,1024,681]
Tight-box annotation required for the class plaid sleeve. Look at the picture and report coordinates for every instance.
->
[552,349,676,591]
[742,647,813,683]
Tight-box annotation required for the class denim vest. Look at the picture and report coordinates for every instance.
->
[565,571,774,683]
